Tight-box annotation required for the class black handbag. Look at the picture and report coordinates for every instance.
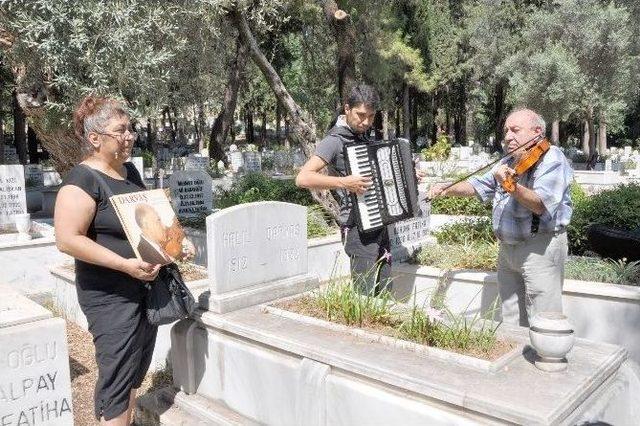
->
[81,164,196,325]
[145,262,196,326]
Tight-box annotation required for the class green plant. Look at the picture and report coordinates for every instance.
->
[565,256,640,285]
[141,149,154,168]
[214,172,315,208]
[430,196,492,216]
[568,183,640,255]
[314,277,395,327]
[421,134,451,161]
[416,241,499,270]
[307,205,336,239]
[432,217,495,245]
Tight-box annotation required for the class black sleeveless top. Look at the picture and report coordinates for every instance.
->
[61,162,148,306]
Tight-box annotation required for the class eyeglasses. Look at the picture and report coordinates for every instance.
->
[94,128,138,141]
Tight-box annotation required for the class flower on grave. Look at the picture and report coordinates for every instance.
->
[425,307,444,323]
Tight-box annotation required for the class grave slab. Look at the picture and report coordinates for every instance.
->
[0,285,74,426]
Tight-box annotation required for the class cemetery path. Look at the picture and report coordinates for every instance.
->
[66,320,172,426]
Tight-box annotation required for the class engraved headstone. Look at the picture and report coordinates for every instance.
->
[0,165,27,229]
[388,192,432,262]
[185,155,209,171]
[169,170,213,218]
[4,147,18,164]
[242,152,261,173]
[229,151,244,173]
[207,202,308,294]
[0,285,74,426]
[24,165,44,187]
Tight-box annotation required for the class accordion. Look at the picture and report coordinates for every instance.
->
[343,138,420,232]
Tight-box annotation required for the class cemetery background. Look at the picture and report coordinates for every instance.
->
[1,0,640,424]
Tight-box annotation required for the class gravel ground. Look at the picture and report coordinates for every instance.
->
[66,320,172,426]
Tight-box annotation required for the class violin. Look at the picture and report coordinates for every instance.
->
[501,137,550,193]
[425,134,546,202]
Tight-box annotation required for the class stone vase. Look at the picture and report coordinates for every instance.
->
[529,312,575,372]
[14,213,32,241]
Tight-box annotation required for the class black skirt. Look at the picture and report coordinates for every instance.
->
[78,274,158,421]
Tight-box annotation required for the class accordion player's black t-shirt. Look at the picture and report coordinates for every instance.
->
[314,117,389,259]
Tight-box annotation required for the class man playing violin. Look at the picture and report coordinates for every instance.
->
[428,108,573,326]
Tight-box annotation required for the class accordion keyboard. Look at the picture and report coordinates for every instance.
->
[345,144,384,230]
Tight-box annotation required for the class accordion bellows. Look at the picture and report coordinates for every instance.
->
[343,138,420,232]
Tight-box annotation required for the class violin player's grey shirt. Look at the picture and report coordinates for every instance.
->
[468,146,574,245]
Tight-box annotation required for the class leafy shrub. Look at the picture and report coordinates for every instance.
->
[307,205,336,239]
[214,172,315,208]
[432,217,495,245]
[431,195,492,216]
[141,149,154,167]
[565,256,640,285]
[417,241,499,270]
[568,183,640,255]
[421,134,451,161]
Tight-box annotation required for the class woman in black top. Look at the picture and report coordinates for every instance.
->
[55,95,161,425]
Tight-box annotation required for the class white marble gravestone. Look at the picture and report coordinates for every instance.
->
[185,155,209,171]
[229,151,244,173]
[0,165,27,229]
[203,201,318,313]
[131,156,145,181]
[169,171,213,218]
[0,285,74,426]
[24,165,44,187]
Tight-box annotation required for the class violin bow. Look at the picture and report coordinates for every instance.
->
[423,134,544,202]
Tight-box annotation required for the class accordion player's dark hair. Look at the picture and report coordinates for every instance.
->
[345,83,380,110]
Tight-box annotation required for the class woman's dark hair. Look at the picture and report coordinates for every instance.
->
[345,83,380,110]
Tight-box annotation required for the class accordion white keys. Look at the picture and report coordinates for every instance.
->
[343,138,420,232]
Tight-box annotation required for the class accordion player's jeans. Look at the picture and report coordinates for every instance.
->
[497,231,568,327]
[341,226,392,296]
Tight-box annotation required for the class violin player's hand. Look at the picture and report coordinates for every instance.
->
[493,164,516,186]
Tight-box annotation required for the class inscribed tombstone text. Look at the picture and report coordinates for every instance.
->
[169,171,213,218]
[0,165,27,228]
[206,201,308,294]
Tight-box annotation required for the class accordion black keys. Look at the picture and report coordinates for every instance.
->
[343,138,420,232]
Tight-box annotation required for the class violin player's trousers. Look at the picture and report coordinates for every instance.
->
[497,231,568,327]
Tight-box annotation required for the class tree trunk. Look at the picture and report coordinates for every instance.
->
[587,107,596,155]
[196,103,206,153]
[210,39,247,166]
[27,126,39,164]
[411,95,418,144]
[275,102,282,144]
[13,90,27,164]
[0,74,4,163]
[373,111,383,140]
[395,108,401,139]
[246,110,254,144]
[231,7,339,219]
[582,120,590,154]
[284,119,290,150]
[322,1,356,103]
[261,111,267,145]
[403,84,410,140]
[551,120,560,145]
[493,79,507,152]
[598,112,607,154]
[382,110,389,140]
